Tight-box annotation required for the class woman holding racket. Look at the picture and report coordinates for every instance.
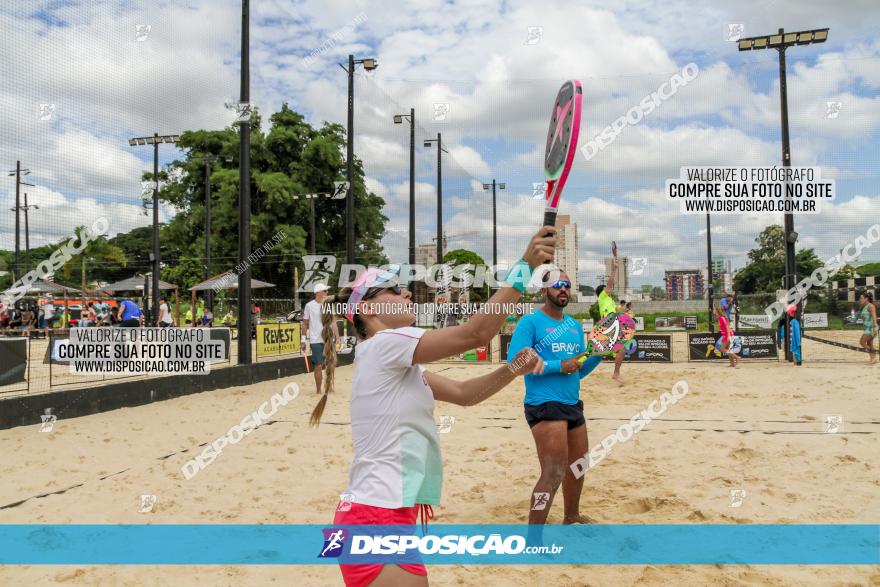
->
[857,292,877,365]
[310,228,554,587]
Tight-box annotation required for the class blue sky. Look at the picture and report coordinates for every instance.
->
[1,0,878,289]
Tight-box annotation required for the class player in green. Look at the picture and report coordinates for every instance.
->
[596,262,626,385]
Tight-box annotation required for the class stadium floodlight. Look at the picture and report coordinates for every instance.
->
[735,26,829,361]
[340,55,379,266]
[128,132,180,325]
[736,28,828,51]
[393,115,403,124]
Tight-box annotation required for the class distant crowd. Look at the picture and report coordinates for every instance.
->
[0,295,253,336]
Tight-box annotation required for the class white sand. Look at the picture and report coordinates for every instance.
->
[1,356,878,586]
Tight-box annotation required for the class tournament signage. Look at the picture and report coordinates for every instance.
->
[623,334,672,363]
[656,316,686,331]
[0,337,27,386]
[256,322,301,357]
[684,316,698,330]
[688,330,778,361]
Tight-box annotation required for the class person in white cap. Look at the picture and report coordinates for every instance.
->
[301,283,338,394]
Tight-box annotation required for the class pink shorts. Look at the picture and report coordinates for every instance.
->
[333,501,432,587]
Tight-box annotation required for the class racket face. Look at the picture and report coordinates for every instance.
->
[543,80,582,212]
[611,241,618,258]
[587,312,636,356]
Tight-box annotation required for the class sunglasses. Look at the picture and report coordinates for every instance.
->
[361,284,403,301]
[549,280,572,290]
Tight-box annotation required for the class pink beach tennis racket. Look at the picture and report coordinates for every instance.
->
[542,80,583,228]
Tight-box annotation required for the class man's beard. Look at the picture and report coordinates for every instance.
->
[548,292,569,308]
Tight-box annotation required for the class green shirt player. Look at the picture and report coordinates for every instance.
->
[596,261,627,386]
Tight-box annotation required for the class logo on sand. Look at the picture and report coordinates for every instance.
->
[39,414,57,432]
[437,415,455,434]
[823,415,843,434]
[139,494,157,513]
[729,489,746,508]
[319,528,348,558]
[300,255,337,292]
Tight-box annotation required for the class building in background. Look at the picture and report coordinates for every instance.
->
[604,256,629,300]
[711,257,732,275]
[415,238,447,267]
[665,269,705,300]
[554,215,579,290]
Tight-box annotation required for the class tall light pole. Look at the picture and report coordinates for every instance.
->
[482,180,505,267]
[204,156,214,311]
[341,54,378,265]
[6,162,34,280]
[424,134,447,265]
[237,0,253,363]
[128,133,180,325]
[393,109,416,265]
[706,213,714,333]
[738,27,828,361]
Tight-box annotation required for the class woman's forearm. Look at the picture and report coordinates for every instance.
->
[459,364,518,406]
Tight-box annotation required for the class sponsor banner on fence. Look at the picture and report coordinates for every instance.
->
[688,330,778,361]
[256,323,301,357]
[684,315,698,330]
[623,334,672,362]
[0,337,27,385]
[740,313,829,329]
[656,316,687,331]
[803,313,829,328]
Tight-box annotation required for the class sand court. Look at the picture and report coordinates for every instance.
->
[0,359,878,585]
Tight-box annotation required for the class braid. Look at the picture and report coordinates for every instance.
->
[309,290,351,427]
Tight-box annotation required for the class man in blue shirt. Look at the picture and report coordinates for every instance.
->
[508,268,602,527]
[116,298,142,328]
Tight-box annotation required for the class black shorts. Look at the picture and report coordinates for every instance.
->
[524,400,585,430]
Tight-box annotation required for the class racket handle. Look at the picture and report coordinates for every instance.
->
[542,209,557,229]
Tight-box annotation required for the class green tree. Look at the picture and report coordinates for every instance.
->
[442,249,487,302]
[734,225,823,294]
[152,104,387,294]
[56,227,128,289]
[651,286,666,300]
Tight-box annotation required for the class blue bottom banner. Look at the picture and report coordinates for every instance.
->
[0,524,877,565]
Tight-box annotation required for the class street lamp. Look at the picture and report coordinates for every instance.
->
[341,54,378,265]
[424,134,447,265]
[738,26,828,361]
[128,133,180,325]
[481,180,505,267]
[394,109,416,265]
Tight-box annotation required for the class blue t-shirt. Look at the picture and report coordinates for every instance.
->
[507,310,602,406]
[120,300,142,321]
